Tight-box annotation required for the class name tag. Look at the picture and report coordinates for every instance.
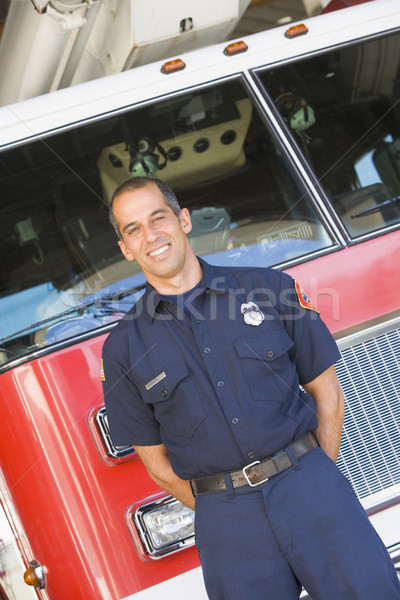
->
[145,371,166,390]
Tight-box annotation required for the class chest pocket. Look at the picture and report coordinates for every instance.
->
[234,331,295,401]
[139,361,207,438]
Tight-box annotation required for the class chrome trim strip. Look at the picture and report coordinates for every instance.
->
[337,316,400,351]
[388,541,400,568]
[0,321,118,374]
[366,493,400,517]
[362,484,400,516]
[93,407,136,462]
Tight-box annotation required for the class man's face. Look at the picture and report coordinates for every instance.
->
[113,183,192,285]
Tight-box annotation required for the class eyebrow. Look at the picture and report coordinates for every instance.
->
[122,208,169,233]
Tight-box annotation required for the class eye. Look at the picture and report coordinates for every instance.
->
[127,226,139,236]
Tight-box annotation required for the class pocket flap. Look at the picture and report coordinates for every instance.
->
[140,361,189,404]
[235,332,293,361]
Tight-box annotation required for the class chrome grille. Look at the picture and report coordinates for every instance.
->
[336,321,400,500]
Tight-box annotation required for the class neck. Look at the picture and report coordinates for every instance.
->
[147,253,203,295]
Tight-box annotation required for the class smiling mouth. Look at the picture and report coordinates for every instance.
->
[148,244,170,257]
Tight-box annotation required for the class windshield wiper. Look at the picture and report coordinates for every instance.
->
[0,283,146,344]
[351,195,400,218]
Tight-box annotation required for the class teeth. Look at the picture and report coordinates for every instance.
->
[149,244,169,257]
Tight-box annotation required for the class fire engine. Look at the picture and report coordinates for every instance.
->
[0,0,399,598]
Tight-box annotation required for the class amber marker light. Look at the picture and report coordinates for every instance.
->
[285,24,308,39]
[223,41,248,56]
[23,560,47,589]
[161,59,186,74]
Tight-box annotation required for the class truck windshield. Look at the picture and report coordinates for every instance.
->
[0,77,333,367]
[257,30,400,238]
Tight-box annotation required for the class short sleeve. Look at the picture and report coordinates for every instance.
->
[277,273,341,384]
[101,345,162,447]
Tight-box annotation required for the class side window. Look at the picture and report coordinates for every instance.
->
[0,78,333,365]
[257,32,400,238]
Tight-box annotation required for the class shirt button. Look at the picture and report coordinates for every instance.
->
[194,317,200,324]
[247,452,255,459]
[231,417,239,425]
[217,380,224,387]
[204,347,211,354]
[267,351,274,358]
[161,390,168,397]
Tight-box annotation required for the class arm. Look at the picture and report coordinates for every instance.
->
[134,443,195,510]
[303,364,345,462]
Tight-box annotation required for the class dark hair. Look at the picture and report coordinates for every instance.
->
[109,177,181,239]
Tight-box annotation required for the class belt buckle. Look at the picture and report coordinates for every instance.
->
[242,460,268,487]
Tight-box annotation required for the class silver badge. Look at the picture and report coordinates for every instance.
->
[241,302,265,326]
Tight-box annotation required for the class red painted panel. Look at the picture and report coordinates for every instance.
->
[286,231,400,333]
[0,339,199,600]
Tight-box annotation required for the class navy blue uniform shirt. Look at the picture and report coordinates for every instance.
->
[101,258,341,479]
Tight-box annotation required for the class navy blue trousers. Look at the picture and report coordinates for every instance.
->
[194,447,400,599]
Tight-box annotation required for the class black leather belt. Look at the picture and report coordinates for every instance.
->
[190,431,318,496]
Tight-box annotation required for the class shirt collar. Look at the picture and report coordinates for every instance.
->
[197,257,231,294]
[141,257,231,322]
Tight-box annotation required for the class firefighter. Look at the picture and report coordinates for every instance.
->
[101,176,400,600]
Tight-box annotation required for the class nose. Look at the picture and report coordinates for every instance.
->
[142,222,159,244]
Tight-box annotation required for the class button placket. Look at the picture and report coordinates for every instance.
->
[190,305,253,458]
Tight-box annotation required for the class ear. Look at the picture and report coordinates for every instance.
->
[118,240,135,262]
[179,208,192,234]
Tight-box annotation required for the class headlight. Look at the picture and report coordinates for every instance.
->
[126,494,195,560]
